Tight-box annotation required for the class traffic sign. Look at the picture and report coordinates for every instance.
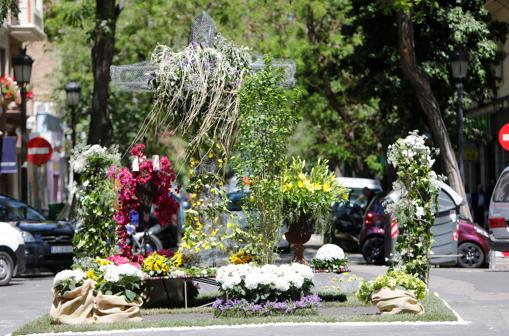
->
[499,123,509,151]
[27,137,53,166]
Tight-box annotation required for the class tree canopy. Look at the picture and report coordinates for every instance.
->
[45,0,508,179]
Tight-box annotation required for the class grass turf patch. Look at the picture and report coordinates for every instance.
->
[13,293,457,335]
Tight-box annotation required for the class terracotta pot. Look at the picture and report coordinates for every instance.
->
[285,213,314,264]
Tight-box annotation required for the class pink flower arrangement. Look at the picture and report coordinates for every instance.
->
[107,254,142,269]
[109,144,179,259]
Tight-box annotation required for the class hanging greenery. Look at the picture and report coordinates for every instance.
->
[140,34,251,157]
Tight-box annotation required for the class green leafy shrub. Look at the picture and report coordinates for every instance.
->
[71,144,120,259]
[356,270,427,304]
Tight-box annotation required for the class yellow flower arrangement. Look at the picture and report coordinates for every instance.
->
[85,269,99,282]
[142,253,170,277]
[229,250,254,265]
[171,251,183,267]
[281,157,349,230]
[95,257,113,266]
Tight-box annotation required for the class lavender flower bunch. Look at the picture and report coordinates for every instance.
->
[212,294,321,318]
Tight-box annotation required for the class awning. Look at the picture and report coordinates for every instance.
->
[0,136,17,174]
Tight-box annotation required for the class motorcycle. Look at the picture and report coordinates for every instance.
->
[330,201,364,252]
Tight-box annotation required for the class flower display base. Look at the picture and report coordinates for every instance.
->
[94,294,142,323]
[143,278,200,308]
[371,288,424,315]
[50,279,96,325]
[311,265,351,274]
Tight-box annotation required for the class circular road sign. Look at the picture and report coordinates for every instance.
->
[499,123,509,152]
[27,137,53,166]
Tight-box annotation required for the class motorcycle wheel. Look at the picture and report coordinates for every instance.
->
[361,236,385,265]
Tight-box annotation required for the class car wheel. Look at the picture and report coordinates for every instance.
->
[0,251,14,286]
[361,237,385,265]
[458,242,485,268]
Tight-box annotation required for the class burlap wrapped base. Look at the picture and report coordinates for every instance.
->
[371,288,424,315]
[50,280,143,324]
[94,294,142,323]
[50,279,96,324]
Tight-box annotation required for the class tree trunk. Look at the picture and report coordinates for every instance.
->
[397,11,472,221]
[88,0,121,146]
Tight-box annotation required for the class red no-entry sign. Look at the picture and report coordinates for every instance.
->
[499,123,509,152]
[27,137,53,166]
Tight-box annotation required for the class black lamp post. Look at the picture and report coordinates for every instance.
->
[12,48,33,204]
[64,81,81,148]
[451,48,469,183]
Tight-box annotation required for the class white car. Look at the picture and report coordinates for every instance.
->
[488,166,509,251]
[0,223,25,285]
[335,177,383,208]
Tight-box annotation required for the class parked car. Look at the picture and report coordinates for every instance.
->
[0,222,25,285]
[488,166,509,251]
[360,181,462,266]
[331,178,383,252]
[0,195,74,273]
[227,191,290,252]
[456,219,490,268]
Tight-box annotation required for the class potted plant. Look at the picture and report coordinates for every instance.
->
[281,158,348,263]
[356,270,427,315]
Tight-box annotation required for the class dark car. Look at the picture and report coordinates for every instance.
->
[457,219,490,268]
[360,182,462,266]
[0,195,74,273]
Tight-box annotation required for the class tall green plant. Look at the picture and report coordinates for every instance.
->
[386,131,441,282]
[232,58,299,264]
[71,144,120,259]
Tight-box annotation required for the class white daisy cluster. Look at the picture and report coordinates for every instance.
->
[70,144,120,174]
[315,244,345,261]
[101,264,145,283]
[53,269,86,286]
[216,263,313,293]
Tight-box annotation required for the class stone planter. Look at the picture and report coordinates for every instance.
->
[371,287,424,315]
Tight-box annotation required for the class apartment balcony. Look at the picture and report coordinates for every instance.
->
[7,0,45,42]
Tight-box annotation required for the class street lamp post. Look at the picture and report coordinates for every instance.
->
[451,48,469,183]
[64,81,81,148]
[12,48,33,204]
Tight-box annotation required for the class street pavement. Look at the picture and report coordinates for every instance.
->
[1,256,509,336]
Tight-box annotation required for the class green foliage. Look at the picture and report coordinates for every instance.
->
[0,0,18,24]
[356,270,428,304]
[232,59,298,264]
[351,0,508,150]
[96,274,142,303]
[71,145,120,259]
[309,258,349,272]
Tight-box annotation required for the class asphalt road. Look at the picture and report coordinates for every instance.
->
[1,257,508,336]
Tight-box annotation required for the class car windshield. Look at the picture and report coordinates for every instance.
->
[0,196,46,221]
[493,172,509,202]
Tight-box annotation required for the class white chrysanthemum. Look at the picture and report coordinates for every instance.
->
[116,263,144,278]
[315,244,345,261]
[102,265,121,283]
[53,269,86,286]
[291,263,314,280]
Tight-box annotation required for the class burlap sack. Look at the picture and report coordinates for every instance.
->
[94,293,142,323]
[50,279,96,324]
[371,287,425,315]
